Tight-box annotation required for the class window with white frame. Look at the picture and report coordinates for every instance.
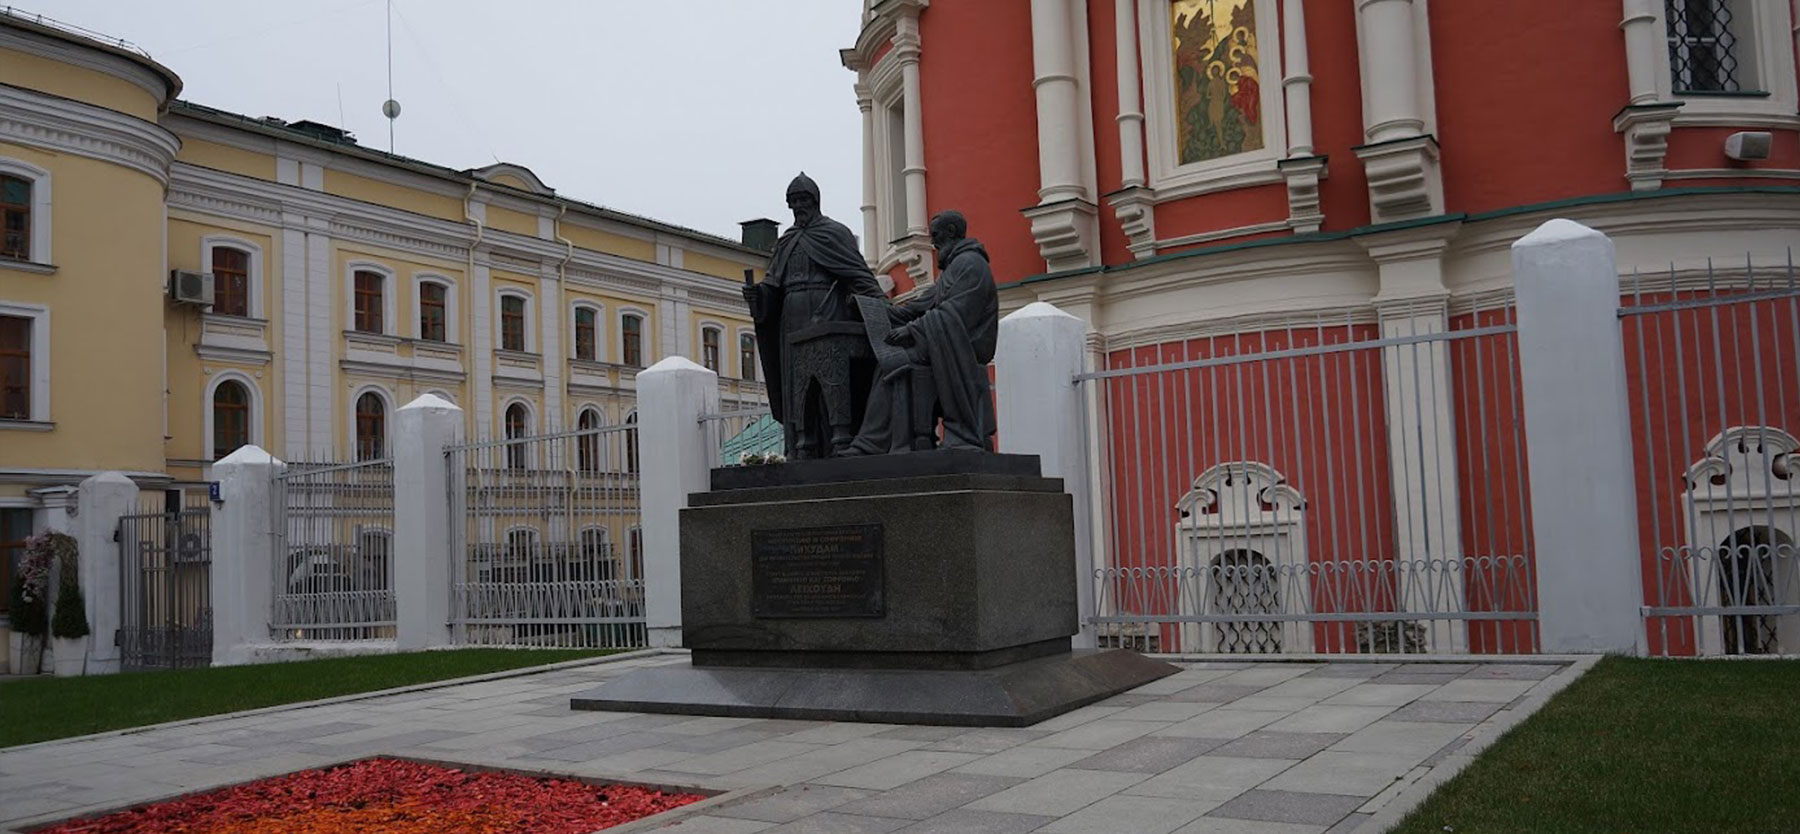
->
[701,325,723,374]
[572,303,600,361]
[0,303,49,423]
[209,377,253,460]
[739,331,757,381]
[0,159,50,265]
[1138,0,1288,197]
[497,290,532,353]
[504,401,532,470]
[620,311,646,367]
[353,389,388,461]
[345,263,397,336]
[202,237,263,319]
[415,275,456,343]
[1654,0,1798,124]
[577,407,604,472]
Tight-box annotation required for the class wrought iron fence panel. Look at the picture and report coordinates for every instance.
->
[703,408,780,468]
[447,424,646,649]
[1076,301,1538,655]
[117,492,212,669]
[1622,254,1800,656]
[271,459,397,641]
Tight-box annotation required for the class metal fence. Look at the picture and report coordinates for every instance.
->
[447,424,646,648]
[271,459,397,641]
[702,408,780,467]
[1076,301,1538,655]
[1622,255,1800,656]
[117,491,212,669]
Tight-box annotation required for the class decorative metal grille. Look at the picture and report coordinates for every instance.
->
[1210,551,1282,654]
[271,459,397,641]
[118,493,212,670]
[1666,0,1742,92]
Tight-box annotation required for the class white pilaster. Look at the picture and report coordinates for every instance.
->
[305,229,332,458]
[394,395,463,650]
[539,271,563,429]
[636,357,720,648]
[897,18,928,237]
[471,260,494,435]
[1353,0,1443,222]
[1027,0,1100,272]
[857,83,880,266]
[1108,0,1156,258]
[1282,0,1316,156]
[1613,0,1681,191]
[1620,0,1663,105]
[1513,219,1644,654]
[211,447,284,666]
[997,303,1097,649]
[74,473,136,674]
[281,224,307,457]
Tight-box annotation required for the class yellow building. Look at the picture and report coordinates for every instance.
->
[0,11,769,603]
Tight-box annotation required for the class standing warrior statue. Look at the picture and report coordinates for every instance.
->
[742,173,887,458]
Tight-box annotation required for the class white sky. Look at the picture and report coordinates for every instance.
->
[34,0,866,243]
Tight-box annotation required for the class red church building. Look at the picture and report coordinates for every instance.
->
[840,0,1800,657]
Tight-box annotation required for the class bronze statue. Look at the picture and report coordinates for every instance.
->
[846,210,998,455]
[743,174,887,459]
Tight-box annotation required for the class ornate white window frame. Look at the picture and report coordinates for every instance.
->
[1174,461,1312,653]
[412,272,458,344]
[618,307,651,367]
[570,300,604,362]
[201,235,264,320]
[1137,0,1289,200]
[501,396,539,470]
[1681,426,1800,655]
[347,383,394,461]
[344,261,398,336]
[494,287,536,354]
[0,300,51,424]
[1651,0,1800,128]
[698,321,726,376]
[203,370,263,461]
[0,157,52,269]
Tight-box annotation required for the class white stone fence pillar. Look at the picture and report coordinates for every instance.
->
[70,474,136,674]
[211,447,284,666]
[637,357,720,648]
[394,394,463,651]
[996,302,1098,649]
[1513,219,1645,654]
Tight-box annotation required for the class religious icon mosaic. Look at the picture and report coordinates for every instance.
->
[1170,0,1264,165]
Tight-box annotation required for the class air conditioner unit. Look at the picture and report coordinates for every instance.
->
[169,269,214,305]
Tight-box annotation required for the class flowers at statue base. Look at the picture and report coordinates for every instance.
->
[39,757,704,834]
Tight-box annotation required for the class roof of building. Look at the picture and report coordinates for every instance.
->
[0,7,182,101]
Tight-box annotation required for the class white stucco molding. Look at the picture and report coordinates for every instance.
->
[0,86,178,187]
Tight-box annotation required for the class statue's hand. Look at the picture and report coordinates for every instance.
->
[884,326,914,346]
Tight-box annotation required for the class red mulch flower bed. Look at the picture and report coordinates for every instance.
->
[40,757,705,834]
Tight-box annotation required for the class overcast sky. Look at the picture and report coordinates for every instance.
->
[39,0,865,243]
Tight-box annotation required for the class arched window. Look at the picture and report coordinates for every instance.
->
[211,247,250,317]
[212,380,250,460]
[1210,550,1280,654]
[503,528,539,582]
[701,327,722,373]
[355,392,386,460]
[740,333,757,381]
[353,270,385,333]
[574,306,598,361]
[577,407,602,473]
[505,402,530,470]
[621,313,644,367]
[500,293,527,352]
[625,411,639,474]
[1,174,32,261]
[419,281,448,342]
[358,529,393,591]
[580,527,614,582]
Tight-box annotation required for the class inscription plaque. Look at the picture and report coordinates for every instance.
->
[751,524,884,618]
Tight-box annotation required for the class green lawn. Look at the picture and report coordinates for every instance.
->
[0,648,615,748]
[1390,656,1800,834]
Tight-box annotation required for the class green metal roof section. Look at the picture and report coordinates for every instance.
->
[718,414,784,464]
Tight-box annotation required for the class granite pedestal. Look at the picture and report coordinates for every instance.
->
[571,450,1176,726]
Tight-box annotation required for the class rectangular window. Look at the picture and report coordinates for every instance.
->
[0,315,29,420]
[353,271,384,333]
[740,333,756,381]
[622,314,643,367]
[420,282,447,342]
[885,104,907,241]
[1666,0,1745,92]
[0,508,33,617]
[702,328,721,373]
[1,175,30,261]
[574,307,596,361]
[501,295,527,352]
[211,248,249,317]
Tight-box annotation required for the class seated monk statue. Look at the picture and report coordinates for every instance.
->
[846,210,998,455]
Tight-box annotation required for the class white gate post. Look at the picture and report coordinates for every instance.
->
[638,357,719,648]
[73,473,137,674]
[212,447,284,666]
[1513,218,1644,654]
[395,394,463,651]
[997,302,1098,649]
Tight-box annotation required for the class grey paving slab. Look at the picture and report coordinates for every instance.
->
[1173,818,1327,834]
[1212,666,1320,687]
[951,744,1097,779]
[1109,701,1218,723]
[1040,795,1218,834]
[1097,693,1162,707]
[1258,751,1423,797]
[813,750,986,790]
[759,811,913,834]
[891,809,1056,834]
[873,726,969,742]
[1325,812,1374,833]
[713,784,875,823]
[1205,789,1367,826]
[1396,663,1478,674]
[1366,673,1462,686]
[833,773,1025,820]
[965,768,1149,817]
[1321,683,1439,706]
[1458,663,1560,681]
[1162,683,1268,704]
[1215,695,1330,713]
[1123,755,1298,803]
[921,728,1050,754]
[660,740,823,776]
[1386,699,1502,724]
[1265,705,1397,735]
[1033,720,1167,750]
[727,738,927,786]
[1210,731,1347,760]
[1329,720,1473,758]
[648,814,776,833]
[1150,707,1281,739]
[1418,678,1539,703]
[1068,737,1226,774]
[1300,664,1394,679]
[1028,705,1128,732]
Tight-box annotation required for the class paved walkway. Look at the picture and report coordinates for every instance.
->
[0,654,1586,834]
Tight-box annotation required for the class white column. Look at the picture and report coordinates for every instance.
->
[857,83,880,265]
[211,447,284,666]
[1283,0,1316,156]
[74,473,137,674]
[636,356,719,648]
[1357,0,1424,143]
[471,261,494,435]
[394,394,463,651]
[305,229,332,458]
[1513,219,1644,654]
[539,272,563,429]
[281,223,308,458]
[1031,0,1087,202]
[997,303,1098,649]
[1621,0,1663,105]
[1114,0,1146,187]
[896,21,929,236]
